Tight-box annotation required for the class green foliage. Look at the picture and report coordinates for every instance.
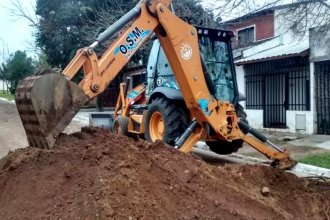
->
[0,90,14,101]
[34,53,51,71]
[2,51,35,94]
[299,153,330,169]
[35,0,218,67]
[36,0,94,67]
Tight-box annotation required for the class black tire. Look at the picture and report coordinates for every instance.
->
[207,103,248,155]
[145,97,189,145]
[113,116,129,136]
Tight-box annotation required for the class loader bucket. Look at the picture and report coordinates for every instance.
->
[89,113,114,131]
[15,71,89,149]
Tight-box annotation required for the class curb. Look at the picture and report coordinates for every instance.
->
[0,97,15,104]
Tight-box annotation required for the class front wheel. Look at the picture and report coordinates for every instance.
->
[145,97,189,145]
[113,116,129,136]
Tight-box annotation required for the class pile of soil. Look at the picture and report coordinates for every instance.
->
[0,127,330,219]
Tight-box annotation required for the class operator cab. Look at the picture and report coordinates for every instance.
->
[146,27,239,104]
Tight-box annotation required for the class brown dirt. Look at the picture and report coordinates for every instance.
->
[0,127,330,220]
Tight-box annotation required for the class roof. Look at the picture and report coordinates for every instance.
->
[235,42,309,65]
[223,0,325,24]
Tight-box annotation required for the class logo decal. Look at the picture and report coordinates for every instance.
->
[198,99,210,115]
[156,77,164,86]
[180,43,193,60]
[114,27,151,59]
[128,90,140,99]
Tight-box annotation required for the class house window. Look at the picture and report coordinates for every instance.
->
[237,27,255,47]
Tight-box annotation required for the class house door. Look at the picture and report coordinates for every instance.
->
[315,61,330,134]
[263,73,287,128]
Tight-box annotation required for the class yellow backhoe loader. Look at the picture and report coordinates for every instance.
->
[15,0,295,169]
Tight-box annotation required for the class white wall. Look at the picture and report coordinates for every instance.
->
[310,27,330,62]
[236,65,245,97]
[246,109,264,129]
[244,110,314,134]
[286,111,314,134]
[274,3,329,44]
[0,80,8,91]
[310,62,317,134]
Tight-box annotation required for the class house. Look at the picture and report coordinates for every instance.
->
[223,1,330,135]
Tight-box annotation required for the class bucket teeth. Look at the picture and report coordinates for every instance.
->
[15,71,89,149]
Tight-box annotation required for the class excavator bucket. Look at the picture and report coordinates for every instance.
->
[272,157,297,170]
[15,71,89,149]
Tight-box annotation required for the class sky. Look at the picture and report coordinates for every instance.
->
[0,0,36,62]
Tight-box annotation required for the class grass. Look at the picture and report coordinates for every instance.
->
[299,153,330,169]
[0,90,14,101]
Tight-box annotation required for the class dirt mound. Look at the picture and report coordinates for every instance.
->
[0,127,330,219]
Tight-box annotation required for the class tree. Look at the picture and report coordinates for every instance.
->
[173,0,218,27]
[204,0,330,21]
[3,51,35,94]
[35,0,95,67]
[205,0,330,35]
[34,52,51,71]
[34,0,218,67]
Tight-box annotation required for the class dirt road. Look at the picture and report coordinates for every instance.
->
[0,100,28,158]
[0,100,87,158]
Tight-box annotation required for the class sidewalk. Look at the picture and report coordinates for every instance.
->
[289,135,330,150]
[238,130,330,160]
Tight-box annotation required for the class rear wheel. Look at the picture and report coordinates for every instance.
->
[145,97,189,145]
[207,103,248,155]
[113,116,129,136]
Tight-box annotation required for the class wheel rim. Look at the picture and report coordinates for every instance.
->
[149,111,164,141]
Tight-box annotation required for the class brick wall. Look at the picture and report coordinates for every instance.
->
[227,12,275,47]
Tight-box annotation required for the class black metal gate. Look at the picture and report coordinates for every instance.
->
[315,61,330,134]
[245,57,310,129]
[264,73,286,128]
